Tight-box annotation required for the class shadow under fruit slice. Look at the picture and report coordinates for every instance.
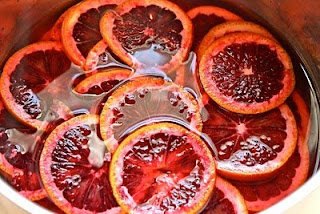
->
[203,100,297,181]
[74,68,132,113]
[201,176,248,214]
[197,21,276,61]
[232,121,309,212]
[61,0,123,66]
[39,114,121,214]
[187,6,242,50]
[0,41,72,130]
[110,122,216,213]
[0,100,46,201]
[200,32,295,114]
[100,0,193,73]
[100,76,202,153]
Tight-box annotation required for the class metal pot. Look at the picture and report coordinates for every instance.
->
[0,0,319,213]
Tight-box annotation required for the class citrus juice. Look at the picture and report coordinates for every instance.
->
[0,0,318,213]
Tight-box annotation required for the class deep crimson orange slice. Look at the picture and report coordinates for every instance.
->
[0,100,46,201]
[100,76,202,153]
[110,122,216,213]
[233,122,309,212]
[197,21,276,61]
[84,40,109,71]
[201,176,248,214]
[74,68,132,113]
[0,41,73,130]
[203,100,297,181]
[200,32,295,114]
[187,6,242,50]
[100,0,193,73]
[61,0,123,66]
[40,114,121,213]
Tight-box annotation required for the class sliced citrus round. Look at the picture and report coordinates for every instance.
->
[200,32,295,114]
[232,122,310,212]
[110,122,216,213]
[187,6,242,49]
[41,9,70,42]
[61,0,123,66]
[84,40,109,71]
[100,0,193,72]
[201,176,248,214]
[74,68,132,113]
[39,114,121,213]
[100,76,202,153]
[197,21,276,61]
[0,41,73,130]
[0,100,46,201]
[203,100,297,181]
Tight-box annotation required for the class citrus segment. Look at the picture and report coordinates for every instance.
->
[100,76,202,153]
[74,68,132,113]
[201,176,248,214]
[110,122,216,213]
[0,100,46,201]
[233,125,309,212]
[0,41,72,130]
[61,0,123,66]
[100,0,193,72]
[40,114,121,213]
[197,21,276,61]
[203,100,297,181]
[200,32,295,114]
[187,6,242,49]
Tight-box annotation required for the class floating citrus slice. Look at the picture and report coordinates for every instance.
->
[0,41,73,130]
[203,100,297,181]
[100,76,202,153]
[40,114,121,213]
[201,176,248,214]
[62,0,123,66]
[74,68,132,113]
[197,21,276,61]
[187,6,242,49]
[0,100,46,201]
[110,122,216,213]
[233,121,309,212]
[100,0,193,72]
[84,40,109,71]
[200,32,295,114]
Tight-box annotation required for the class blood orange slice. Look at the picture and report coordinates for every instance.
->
[0,41,73,130]
[233,123,309,212]
[110,122,216,213]
[40,114,121,213]
[200,32,295,114]
[61,0,123,66]
[187,6,242,50]
[203,100,297,181]
[100,0,193,73]
[100,76,202,153]
[197,21,276,61]
[201,176,248,214]
[84,40,109,71]
[74,68,132,113]
[0,100,46,201]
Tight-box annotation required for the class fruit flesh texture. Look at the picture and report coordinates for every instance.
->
[112,5,183,66]
[9,49,70,120]
[208,42,285,104]
[73,5,116,58]
[122,132,205,210]
[50,124,118,212]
